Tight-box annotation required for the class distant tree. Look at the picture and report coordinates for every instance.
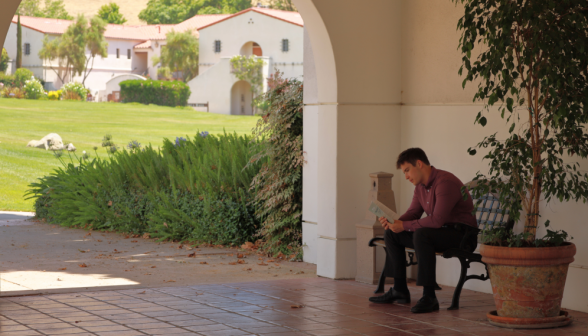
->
[17,0,73,20]
[38,15,108,85]
[97,3,128,24]
[151,30,199,82]
[82,16,108,84]
[16,16,22,69]
[1,48,10,73]
[269,0,296,11]
[139,0,251,24]
[43,0,74,20]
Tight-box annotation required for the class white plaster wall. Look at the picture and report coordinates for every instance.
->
[187,57,233,114]
[3,24,46,79]
[188,56,270,114]
[198,11,303,81]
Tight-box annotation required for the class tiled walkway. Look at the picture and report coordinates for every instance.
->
[1,278,587,336]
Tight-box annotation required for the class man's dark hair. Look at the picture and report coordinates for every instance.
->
[396,148,430,169]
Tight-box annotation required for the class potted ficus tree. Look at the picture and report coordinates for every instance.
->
[455,0,588,328]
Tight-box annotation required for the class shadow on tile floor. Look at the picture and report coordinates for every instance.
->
[1,278,587,335]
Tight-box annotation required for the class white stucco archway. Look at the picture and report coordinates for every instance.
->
[231,80,253,115]
[239,41,263,56]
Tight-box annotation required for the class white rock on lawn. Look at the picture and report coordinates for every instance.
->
[26,133,64,150]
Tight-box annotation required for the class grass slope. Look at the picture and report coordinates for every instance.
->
[0,100,258,211]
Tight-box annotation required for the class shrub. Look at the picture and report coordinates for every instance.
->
[246,71,304,257]
[47,90,62,100]
[27,132,267,246]
[1,86,24,99]
[0,48,9,73]
[61,82,88,101]
[0,72,15,86]
[14,68,34,87]
[23,77,46,99]
[120,79,190,107]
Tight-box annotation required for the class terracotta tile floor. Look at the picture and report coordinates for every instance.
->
[1,278,587,335]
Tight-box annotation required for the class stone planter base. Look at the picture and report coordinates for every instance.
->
[487,310,572,329]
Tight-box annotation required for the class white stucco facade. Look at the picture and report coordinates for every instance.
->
[188,9,303,115]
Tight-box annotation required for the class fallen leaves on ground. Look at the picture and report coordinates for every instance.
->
[258,262,268,266]
[228,262,237,265]
[138,291,146,294]
[267,259,275,262]
[151,266,156,268]
[97,239,102,242]
[78,249,88,253]
[164,280,176,283]
[131,240,138,243]
[85,232,91,236]
[142,233,150,239]
[237,260,245,264]
[241,242,255,250]
[78,263,88,268]
[58,268,67,271]
[290,304,304,308]
[227,253,234,257]
[177,245,183,249]
[187,252,196,258]
[200,261,208,265]
[237,253,244,258]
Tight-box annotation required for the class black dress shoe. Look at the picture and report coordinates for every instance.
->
[369,288,411,304]
[410,296,439,313]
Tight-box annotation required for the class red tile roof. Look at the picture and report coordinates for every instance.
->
[11,13,231,41]
[197,7,303,30]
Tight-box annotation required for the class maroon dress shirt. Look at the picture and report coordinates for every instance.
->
[400,166,477,232]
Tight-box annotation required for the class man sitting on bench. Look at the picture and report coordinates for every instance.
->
[369,148,478,313]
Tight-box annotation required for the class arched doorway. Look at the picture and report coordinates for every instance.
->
[231,80,253,115]
[239,42,263,56]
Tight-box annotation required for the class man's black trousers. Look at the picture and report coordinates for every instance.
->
[384,226,477,287]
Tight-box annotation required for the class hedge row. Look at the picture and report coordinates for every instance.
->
[28,133,265,245]
[120,79,190,107]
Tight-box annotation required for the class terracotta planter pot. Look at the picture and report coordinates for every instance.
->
[480,243,576,319]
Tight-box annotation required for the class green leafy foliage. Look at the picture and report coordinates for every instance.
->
[0,48,9,73]
[61,82,89,101]
[27,132,266,246]
[151,30,199,82]
[14,68,34,88]
[0,73,16,87]
[17,0,73,20]
[97,3,128,24]
[230,55,265,112]
[139,0,251,24]
[38,15,108,86]
[456,0,588,244]
[23,77,46,99]
[269,0,296,11]
[119,79,191,107]
[246,71,304,258]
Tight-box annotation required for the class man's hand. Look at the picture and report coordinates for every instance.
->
[378,217,405,233]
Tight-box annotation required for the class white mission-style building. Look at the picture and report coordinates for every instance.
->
[2,13,231,100]
[187,8,303,115]
[2,8,302,109]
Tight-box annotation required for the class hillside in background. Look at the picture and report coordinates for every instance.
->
[61,0,149,25]
[60,0,273,25]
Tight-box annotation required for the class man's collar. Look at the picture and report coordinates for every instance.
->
[423,166,437,188]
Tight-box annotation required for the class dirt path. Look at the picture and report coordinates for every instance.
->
[0,213,316,296]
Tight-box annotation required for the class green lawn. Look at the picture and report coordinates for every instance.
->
[0,99,259,211]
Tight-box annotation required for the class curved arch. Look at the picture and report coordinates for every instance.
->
[291,0,337,103]
[240,41,263,57]
[230,80,253,115]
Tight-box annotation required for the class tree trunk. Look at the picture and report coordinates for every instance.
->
[16,15,22,69]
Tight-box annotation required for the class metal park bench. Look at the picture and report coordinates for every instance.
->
[368,183,513,310]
